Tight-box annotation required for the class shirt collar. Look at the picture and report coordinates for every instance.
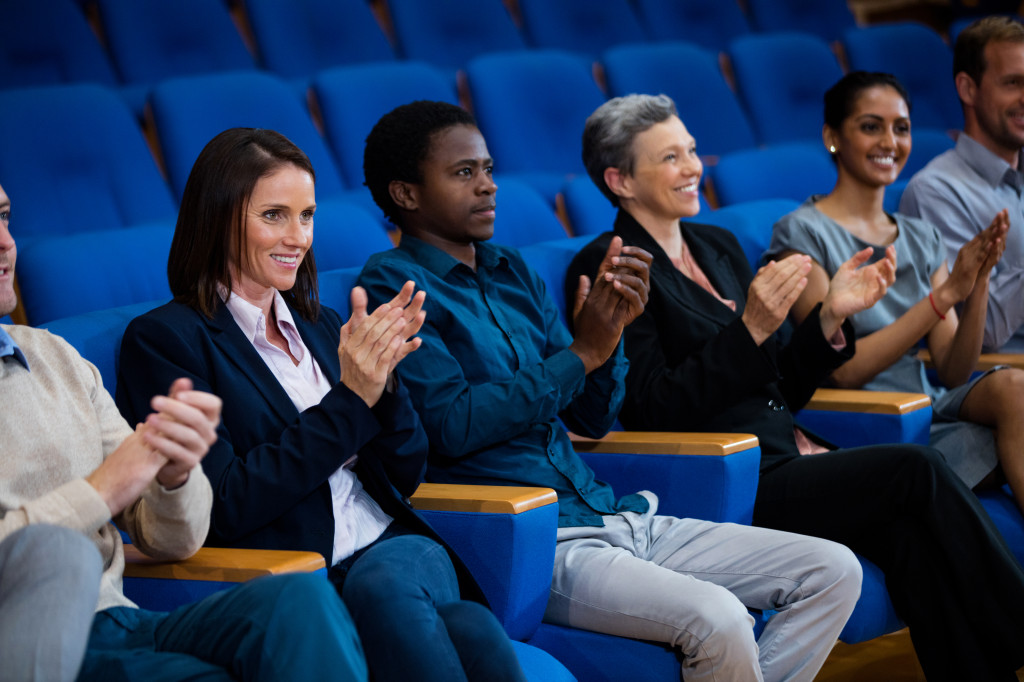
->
[956,132,1024,190]
[220,286,301,346]
[397,235,509,277]
[0,325,29,370]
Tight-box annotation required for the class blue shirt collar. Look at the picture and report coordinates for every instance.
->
[956,132,1024,191]
[397,235,509,278]
[0,325,29,370]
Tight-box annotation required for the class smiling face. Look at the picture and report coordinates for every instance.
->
[397,124,497,254]
[617,116,703,222]
[230,163,316,309]
[970,40,1024,161]
[829,84,912,189]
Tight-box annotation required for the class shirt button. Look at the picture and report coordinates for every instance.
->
[768,399,785,412]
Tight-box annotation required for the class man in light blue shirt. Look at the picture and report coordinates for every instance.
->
[901,15,1024,350]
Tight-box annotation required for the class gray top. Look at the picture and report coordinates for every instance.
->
[767,197,947,400]
[900,132,1024,351]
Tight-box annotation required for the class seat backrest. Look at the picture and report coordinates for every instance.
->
[729,32,844,145]
[387,0,526,70]
[96,0,255,85]
[0,0,119,90]
[492,178,569,248]
[518,238,589,323]
[689,199,802,271]
[843,23,962,131]
[710,142,837,206]
[150,71,346,200]
[745,0,857,41]
[517,0,646,58]
[561,175,712,238]
[40,300,165,397]
[466,50,606,177]
[316,266,362,317]
[18,225,173,325]
[633,0,752,50]
[245,0,394,79]
[311,199,395,272]
[313,62,458,189]
[0,84,177,242]
[602,41,758,156]
[903,128,955,177]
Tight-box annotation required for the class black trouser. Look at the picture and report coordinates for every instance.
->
[754,445,1024,682]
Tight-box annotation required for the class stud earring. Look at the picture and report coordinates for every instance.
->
[829,145,837,153]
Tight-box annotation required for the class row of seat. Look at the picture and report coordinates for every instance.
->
[4,0,859,101]
[37,238,1024,681]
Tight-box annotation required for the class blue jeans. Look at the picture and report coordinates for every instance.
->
[79,573,367,681]
[335,529,526,682]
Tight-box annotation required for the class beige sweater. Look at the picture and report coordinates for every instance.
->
[0,325,212,611]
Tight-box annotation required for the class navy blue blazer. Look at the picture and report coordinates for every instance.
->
[115,298,467,583]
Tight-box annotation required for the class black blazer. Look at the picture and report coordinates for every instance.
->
[566,210,855,472]
[115,299,480,597]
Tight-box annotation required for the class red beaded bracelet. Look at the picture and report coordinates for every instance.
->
[928,292,946,320]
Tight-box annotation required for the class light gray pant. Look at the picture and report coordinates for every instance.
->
[546,493,861,682]
[0,525,102,682]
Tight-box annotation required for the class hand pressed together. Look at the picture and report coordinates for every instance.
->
[339,281,426,406]
[569,236,652,373]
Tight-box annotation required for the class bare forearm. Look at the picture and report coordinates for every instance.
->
[830,298,943,388]
[934,279,988,387]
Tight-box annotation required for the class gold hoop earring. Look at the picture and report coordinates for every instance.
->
[829,145,837,154]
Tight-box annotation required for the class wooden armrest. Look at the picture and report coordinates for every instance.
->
[409,483,557,514]
[123,545,325,581]
[918,348,1024,371]
[805,388,930,414]
[569,431,759,456]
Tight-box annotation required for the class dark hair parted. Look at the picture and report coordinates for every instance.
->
[582,94,678,207]
[167,127,320,320]
[363,100,476,228]
[824,71,912,131]
[954,15,1024,85]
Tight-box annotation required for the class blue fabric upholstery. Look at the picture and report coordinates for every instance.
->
[40,300,166,396]
[528,626,680,681]
[313,61,457,189]
[416,504,558,641]
[0,0,119,91]
[311,199,395,272]
[491,178,569,248]
[633,0,752,50]
[978,486,1024,569]
[687,199,802,271]
[709,142,837,206]
[560,176,619,238]
[580,446,760,525]
[150,71,346,200]
[843,23,963,131]
[17,226,173,325]
[602,42,758,156]
[795,406,933,448]
[517,0,646,58]
[245,0,394,81]
[728,32,844,145]
[744,0,857,41]
[465,50,607,202]
[0,85,176,247]
[96,0,255,87]
[387,0,526,71]
[317,267,362,318]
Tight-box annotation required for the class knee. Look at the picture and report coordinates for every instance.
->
[437,601,508,649]
[2,525,102,589]
[805,541,862,612]
[342,537,458,614]
[989,368,1024,417]
[679,589,757,662]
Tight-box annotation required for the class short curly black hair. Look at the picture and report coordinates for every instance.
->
[363,100,477,228]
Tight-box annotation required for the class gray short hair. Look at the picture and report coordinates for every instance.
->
[582,94,678,207]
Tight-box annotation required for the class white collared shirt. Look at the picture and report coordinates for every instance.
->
[223,289,391,564]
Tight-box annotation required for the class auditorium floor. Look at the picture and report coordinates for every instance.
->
[816,629,1024,681]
